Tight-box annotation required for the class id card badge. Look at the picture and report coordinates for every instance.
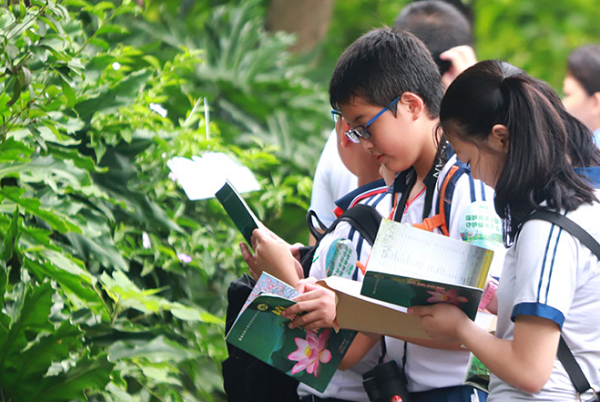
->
[325,238,358,279]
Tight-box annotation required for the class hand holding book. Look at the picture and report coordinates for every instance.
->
[245,228,302,286]
[407,303,474,343]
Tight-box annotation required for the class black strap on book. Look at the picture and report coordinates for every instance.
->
[525,210,599,396]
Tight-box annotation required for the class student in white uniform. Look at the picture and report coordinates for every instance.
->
[409,60,600,401]
[310,129,359,229]
[273,29,501,402]
[562,44,600,145]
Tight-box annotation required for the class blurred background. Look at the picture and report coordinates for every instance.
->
[0,0,598,401]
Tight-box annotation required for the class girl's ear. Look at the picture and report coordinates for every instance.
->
[490,124,510,153]
[399,92,425,121]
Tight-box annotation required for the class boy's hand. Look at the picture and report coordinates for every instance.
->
[284,281,337,331]
[440,45,477,88]
[408,303,470,343]
[250,228,301,286]
[240,242,262,281]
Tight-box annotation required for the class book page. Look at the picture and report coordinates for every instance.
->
[241,272,299,315]
[367,219,493,287]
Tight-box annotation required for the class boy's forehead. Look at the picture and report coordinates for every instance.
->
[339,95,381,122]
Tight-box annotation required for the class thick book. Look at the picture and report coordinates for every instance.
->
[226,272,357,392]
[360,219,494,320]
[215,180,260,246]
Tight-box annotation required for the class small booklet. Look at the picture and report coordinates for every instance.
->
[226,272,357,392]
[215,180,261,246]
[360,219,494,320]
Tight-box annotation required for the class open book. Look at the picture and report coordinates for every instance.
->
[226,273,357,393]
[360,219,494,320]
[215,180,261,246]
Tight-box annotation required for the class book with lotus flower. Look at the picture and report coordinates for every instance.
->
[360,219,494,320]
[226,272,357,392]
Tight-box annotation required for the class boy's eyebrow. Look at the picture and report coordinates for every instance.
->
[348,113,366,125]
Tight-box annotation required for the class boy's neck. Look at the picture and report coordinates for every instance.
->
[412,118,440,183]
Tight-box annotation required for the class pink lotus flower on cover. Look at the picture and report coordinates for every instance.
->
[287,329,332,378]
[426,289,468,305]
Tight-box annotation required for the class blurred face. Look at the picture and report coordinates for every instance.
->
[447,130,507,189]
[562,74,597,130]
[339,95,428,175]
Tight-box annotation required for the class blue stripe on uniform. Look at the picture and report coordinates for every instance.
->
[468,174,476,202]
[537,224,556,303]
[511,302,565,327]
[480,181,486,201]
[545,227,563,304]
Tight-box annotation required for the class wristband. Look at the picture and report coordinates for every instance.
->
[479,279,498,310]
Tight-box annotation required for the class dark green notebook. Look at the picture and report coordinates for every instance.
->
[360,219,494,320]
[226,273,357,392]
[215,180,260,246]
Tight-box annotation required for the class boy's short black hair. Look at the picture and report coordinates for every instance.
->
[329,28,444,119]
[393,0,473,76]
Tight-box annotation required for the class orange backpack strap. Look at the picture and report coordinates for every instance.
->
[412,165,460,236]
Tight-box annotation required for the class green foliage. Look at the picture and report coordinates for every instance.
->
[0,0,317,400]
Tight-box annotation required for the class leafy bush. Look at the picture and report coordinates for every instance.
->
[0,1,313,400]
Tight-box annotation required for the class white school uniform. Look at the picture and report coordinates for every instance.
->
[385,155,504,393]
[489,196,600,401]
[298,180,392,402]
[309,129,359,227]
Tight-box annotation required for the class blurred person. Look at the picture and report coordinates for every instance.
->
[394,0,477,88]
[563,44,600,144]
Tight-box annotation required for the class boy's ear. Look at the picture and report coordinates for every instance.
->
[399,92,425,120]
[592,92,600,116]
[490,124,510,153]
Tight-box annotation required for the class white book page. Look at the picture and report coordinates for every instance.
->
[366,219,491,287]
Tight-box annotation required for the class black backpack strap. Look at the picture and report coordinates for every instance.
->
[332,204,382,246]
[527,210,600,259]
[557,336,593,395]
[306,209,329,242]
[524,210,600,396]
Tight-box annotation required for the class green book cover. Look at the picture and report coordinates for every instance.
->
[226,277,357,392]
[361,219,494,320]
[215,180,260,246]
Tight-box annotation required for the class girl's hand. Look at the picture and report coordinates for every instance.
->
[283,280,337,331]
[408,303,471,343]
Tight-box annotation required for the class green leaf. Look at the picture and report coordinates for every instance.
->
[60,76,76,108]
[2,321,82,388]
[24,259,102,310]
[0,137,33,163]
[1,206,20,261]
[75,69,153,123]
[62,0,91,7]
[34,355,114,402]
[108,336,197,363]
[0,187,81,234]
[0,282,55,372]
[7,76,22,107]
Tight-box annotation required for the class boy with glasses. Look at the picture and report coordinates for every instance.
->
[272,28,500,402]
